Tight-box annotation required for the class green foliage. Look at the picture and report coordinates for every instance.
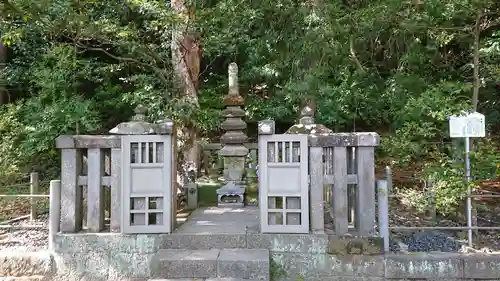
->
[424,156,469,215]
[379,81,471,166]
[421,139,499,216]
[0,0,499,214]
[0,0,179,181]
[0,104,26,185]
[269,259,287,281]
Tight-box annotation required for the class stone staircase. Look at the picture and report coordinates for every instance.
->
[149,248,270,281]
[150,279,264,281]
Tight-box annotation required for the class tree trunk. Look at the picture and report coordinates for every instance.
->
[472,13,481,112]
[171,0,201,188]
[0,38,7,105]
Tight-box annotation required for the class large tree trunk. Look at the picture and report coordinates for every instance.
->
[171,0,201,188]
[0,39,7,105]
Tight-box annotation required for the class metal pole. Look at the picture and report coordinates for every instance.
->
[465,136,472,247]
[427,179,436,223]
[49,180,61,250]
[377,180,390,252]
[385,166,392,193]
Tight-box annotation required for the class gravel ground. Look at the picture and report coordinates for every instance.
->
[388,200,500,253]
[324,200,500,253]
[0,214,49,252]
[391,230,460,252]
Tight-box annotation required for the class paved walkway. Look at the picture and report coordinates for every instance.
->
[175,206,260,234]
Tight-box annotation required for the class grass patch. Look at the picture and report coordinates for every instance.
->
[197,182,220,207]
[270,259,287,281]
[245,181,259,205]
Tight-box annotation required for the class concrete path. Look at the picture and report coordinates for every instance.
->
[175,207,260,234]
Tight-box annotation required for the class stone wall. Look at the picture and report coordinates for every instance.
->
[273,252,500,281]
[1,233,499,281]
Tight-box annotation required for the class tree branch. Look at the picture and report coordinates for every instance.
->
[199,56,218,79]
[349,36,366,73]
[2,0,22,15]
[471,12,481,111]
[74,41,170,86]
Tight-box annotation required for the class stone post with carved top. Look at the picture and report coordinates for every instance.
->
[285,104,333,234]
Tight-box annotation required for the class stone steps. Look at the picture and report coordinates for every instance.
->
[161,233,250,250]
[150,249,269,280]
[148,278,266,281]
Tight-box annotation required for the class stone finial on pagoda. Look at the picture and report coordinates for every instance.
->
[217,63,249,207]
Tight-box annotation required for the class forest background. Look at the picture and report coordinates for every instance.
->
[0,0,499,217]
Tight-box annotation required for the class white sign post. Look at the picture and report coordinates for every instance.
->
[448,111,486,247]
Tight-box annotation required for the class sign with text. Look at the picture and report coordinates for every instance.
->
[449,112,485,138]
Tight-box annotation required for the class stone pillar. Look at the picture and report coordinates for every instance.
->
[60,148,82,233]
[216,63,249,207]
[110,105,178,233]
[285,105,333,135]
[286,105,333,234]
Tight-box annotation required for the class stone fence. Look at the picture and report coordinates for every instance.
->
[51,62,382,236]
[257,119,379,236]
[56,135,122,233]
[55,105,176,234]
[54,132,380,236]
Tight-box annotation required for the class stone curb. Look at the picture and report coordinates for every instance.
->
[0,276,50,281]
[0,251,54,278]
[272,252,500,280]
[3,249,500,280]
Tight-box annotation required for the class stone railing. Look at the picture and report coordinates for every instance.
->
[202,135,378,236]
[55,105,176,234]
[257,115,379,236]
[56,135,121,233]
[309,133,379,236]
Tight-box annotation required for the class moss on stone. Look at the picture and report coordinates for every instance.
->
[327,236,384,255]
[285,123,333,135]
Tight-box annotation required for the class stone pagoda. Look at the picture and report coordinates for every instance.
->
[216,63,249,207]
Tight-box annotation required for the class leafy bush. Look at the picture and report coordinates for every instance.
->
[0,104,27,185]
[422,139,499,216]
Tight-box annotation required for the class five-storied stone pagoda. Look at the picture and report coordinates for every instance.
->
[216,63,249,206]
